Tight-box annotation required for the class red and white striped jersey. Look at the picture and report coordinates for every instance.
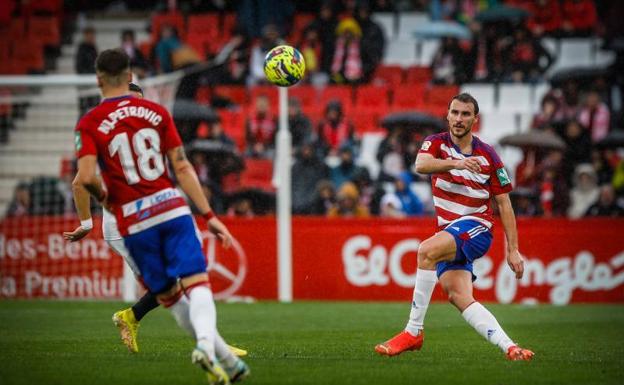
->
[419,132,512,230]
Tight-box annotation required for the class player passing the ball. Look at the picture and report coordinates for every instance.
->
[65,49,249,384]
[375,93,534,361]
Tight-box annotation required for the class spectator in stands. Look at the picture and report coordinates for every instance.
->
[526,0,562,36]
[245,94,276,158]
[317,100,356,156]
[553,80,581,121]
[568,163,600,218]
[154,24,182,73]
[288,98,314,150]
[227,198,255,217]
[578,89,611,143]
[561,0,597,37]
[531,94,560,129]
[465,22,508,82]
[5,182,31,217]
[431,37,466,85]
[510,188,540,217]
[121,29,148,77]
[310,179,336,215]
[592,149,615,186]
[505,27,553,83]
[75,26,97,74]
[562,120,592,184]
[328,181,369,217]
[355,3,385,82]
[330,18,364,84]
[380,172,424,218]
[353,168,383,216]
[248,24,284,86]
[292,141,329,214]
[190,152,211,185]
[212,27,251,84]
[190,182,225,215]
[330,146,369,189]
[585,184,624,217]
[308,2,338,74]
[298,25,328,85]
[206,119,236,148]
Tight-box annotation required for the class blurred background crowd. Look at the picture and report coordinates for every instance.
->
[1,0,623,220]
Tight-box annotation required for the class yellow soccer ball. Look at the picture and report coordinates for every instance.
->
[263,45,306,87]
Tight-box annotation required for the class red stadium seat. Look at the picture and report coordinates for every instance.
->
[355,85,390,112]
[12,39,44,72]
[426,85,460,108]
[187,13,219,38]
[240,158,274,191]
[350,109,383,134]
[220,109,245,150]
[392,84,426,110]
[405,66,432,84]
[319,86,353,113]
[9,19,25,40]
[27,16,60,46]
[152,12,186,41]
[290,13,315,41]
[288,85,317,107]
[372,65,404,87]
[213,85,247,106]
[186,34,211,58]
[195,85,211,104]
[302,105,324,126]
[250,86,278,110]
[222,13,237,36]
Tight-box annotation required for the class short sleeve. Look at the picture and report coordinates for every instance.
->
[488,149,513,196]
[161,109,183,151]
[418,135,442,158]
[74,117,97,158]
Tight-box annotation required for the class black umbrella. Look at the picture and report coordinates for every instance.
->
[225,188,276,215]
[549,67,611,88]
[381,111,446,132]
[475,5,529,22]
[189,139,245,175]
[500,130,567,150]
[172,99,220,122]
[595,130,624,149]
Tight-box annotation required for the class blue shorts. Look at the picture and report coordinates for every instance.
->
[123,214,207,294]
[436,219,492,281]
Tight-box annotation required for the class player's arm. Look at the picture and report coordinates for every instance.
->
[494,192,524,279]
[63,155,107,242]
[167,146,233,248]
[415,153,481,174]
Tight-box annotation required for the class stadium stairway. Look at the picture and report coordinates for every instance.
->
[0,17,150,215]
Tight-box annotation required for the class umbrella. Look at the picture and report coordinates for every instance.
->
[412,21,471,40]
[499,130,566,150]
[595,130,624,149]
[188,139,245,175]
[549,67,611,88]
[475,5,529,23]
[225,188,276,215]
[381,111,446,132]
[172,99,220,122]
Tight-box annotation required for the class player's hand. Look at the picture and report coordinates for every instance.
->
[63,226,91,242]
[455,157,481,173]
[506,249,524,279]
[207,217,234,249]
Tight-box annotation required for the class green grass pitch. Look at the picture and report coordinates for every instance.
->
[1,301,623,385]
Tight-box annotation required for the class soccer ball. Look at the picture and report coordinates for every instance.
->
[263,45,306,87]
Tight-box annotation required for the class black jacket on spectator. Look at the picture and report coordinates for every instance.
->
[292,147,329,214]
[75,43,97,74]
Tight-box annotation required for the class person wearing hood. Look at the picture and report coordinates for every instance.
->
[330,17,364,84]
[380,172,424,217]
[317,100,356,156]
[328,181,369,218]
[355,2,385,82]
[248,24,285,86]
[567,163,600,218]
[330,145,368,189]
[584,185,624,217]
[292,140,329,214]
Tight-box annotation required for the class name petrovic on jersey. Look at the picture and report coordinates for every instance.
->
[97,105,163,134]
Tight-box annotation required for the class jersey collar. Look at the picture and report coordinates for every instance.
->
[101,94,133,103]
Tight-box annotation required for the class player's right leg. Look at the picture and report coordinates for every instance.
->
[375,231,456,356]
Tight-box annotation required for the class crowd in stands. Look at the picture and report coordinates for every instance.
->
[3,0,624,220]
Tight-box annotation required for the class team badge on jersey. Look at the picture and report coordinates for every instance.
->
[421,141,432,151]
[74,131,82,151]
[496,167,511,186]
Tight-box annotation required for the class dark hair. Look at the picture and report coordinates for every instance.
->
[121,29,135,40]
[128,82,143,95]
[448,93,479,115]
[96,49,130,76]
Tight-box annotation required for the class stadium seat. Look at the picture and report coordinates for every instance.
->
[152,12,186,41]
[383,40,418,67]
[417,39,441,66]
[250,86,279,109]
[27,17,60,47]
[187,13,219,38]
[372,65,404,87]
[211,86,246,106]
[9,19,25,40]
[498,84,532,113]
[405,66,432,84]
[195,86,211,104]
[302,105,324,126]
[220,109,245,150]
[288,85,318,107]
[426,85,459,108]
[222,13,237,36]
[552,38,593,72]
[372,13,395,40]
[532,82,550,114]
[290,13,315,41]
[397,12,429,40]
[12,40,44,72]
[186,34,212,58]
[240,158,274,191]
[357,132,386,180]
[460,83,495,113]
[319,86,354,111]
[478,112,518,144]
[355,85,390,112]
[351,108,382,134]
[392,84,426,110]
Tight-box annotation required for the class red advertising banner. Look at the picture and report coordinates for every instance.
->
[1,216,623,304]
